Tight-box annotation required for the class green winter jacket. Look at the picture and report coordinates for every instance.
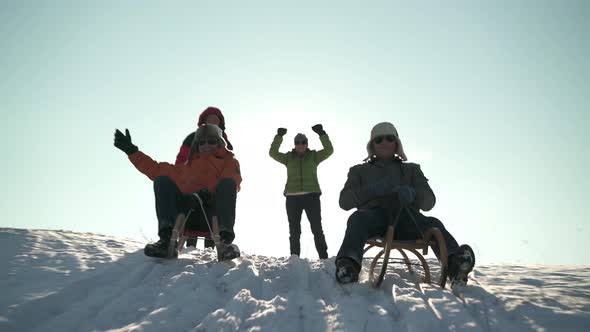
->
[269,133,334,195]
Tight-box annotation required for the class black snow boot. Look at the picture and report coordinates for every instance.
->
[144,227,177,258]
[220,243,241,261]
[217,231,240,261]
[335,257,360,284]
[448,244,475,288]
[144,239,172,258]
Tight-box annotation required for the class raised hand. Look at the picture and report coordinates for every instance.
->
[311,124,326,136]
[114,128,138,155]
[277,128,287,136]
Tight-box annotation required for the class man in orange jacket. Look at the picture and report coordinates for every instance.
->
[114,124,242,259]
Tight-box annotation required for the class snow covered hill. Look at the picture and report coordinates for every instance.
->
[1,228,588,332]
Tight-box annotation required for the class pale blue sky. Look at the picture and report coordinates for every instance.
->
[1,1,588,264]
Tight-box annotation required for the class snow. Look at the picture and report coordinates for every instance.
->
[1,228,589,332]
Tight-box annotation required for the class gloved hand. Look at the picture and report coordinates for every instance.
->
[114,129,138,155]
[394,185,416,205]
[277,128,287,136]
[366,177,396,197]
[311,124,326,136]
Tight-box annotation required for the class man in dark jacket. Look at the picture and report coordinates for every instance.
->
[269,124,334,259]
[335,122,475,287]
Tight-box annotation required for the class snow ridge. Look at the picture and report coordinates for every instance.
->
[1,228,588,331]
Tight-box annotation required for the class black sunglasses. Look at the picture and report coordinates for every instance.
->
[295,140,308,145]
[198,137,218,146]
[373,135,396,144]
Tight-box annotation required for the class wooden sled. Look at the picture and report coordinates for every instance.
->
[169,213,224,261]
[363,208,449,289]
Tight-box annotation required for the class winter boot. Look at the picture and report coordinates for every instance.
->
[144,227,178,258]
[144,239,177,258]
[335,257,360,284]
[220,243,241,261]
[448,244,475,288]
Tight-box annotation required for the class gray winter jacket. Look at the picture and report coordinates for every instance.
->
[339,158,436,212]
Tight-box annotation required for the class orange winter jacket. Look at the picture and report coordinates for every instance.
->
[129,148,242,194]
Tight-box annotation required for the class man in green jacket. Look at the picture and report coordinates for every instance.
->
[269,124,334,259]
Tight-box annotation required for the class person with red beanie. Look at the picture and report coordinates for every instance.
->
[175,106,234,165]
[175,107,234,248]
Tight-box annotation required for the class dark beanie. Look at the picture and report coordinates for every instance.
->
[294,133,308,144]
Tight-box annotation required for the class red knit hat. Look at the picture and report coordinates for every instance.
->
[197,107,226,130]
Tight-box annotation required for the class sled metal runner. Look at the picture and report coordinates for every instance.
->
[364,205,449,289]
[168,192,224,261]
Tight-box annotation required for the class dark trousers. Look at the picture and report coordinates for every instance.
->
[154,176,237,243]
[336,208,459,268]
[286,193,328,258]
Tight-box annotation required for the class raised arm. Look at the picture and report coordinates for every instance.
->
[129,152,175,180]
[269,128,288,165]
[114,128,174,181]
[311,124,334,164]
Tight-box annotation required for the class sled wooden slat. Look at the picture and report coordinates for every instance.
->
[365,226,449,289]
[172,213,223,261]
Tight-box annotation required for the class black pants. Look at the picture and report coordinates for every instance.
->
[153,176,237,243]
[286,193,328,258]
[336,207,459,268]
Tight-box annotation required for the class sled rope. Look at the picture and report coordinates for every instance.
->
[403,205,425,239]
[190,192,216,238]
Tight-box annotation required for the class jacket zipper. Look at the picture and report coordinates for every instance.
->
[300,156,303,191]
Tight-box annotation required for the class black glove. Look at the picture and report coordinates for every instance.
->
[277,128,287,136]
[311,124,326,136]
[394,185,416,205]
[114,129,138,155]
[366,177,396,197]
